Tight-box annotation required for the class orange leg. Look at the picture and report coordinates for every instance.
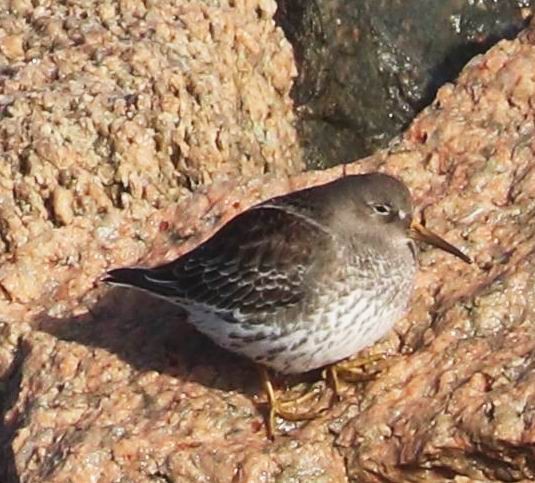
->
[258,366,326,439]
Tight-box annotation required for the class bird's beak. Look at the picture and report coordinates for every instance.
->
[410,220,472,264]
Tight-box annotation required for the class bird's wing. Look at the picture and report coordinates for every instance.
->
[105,205,336,316]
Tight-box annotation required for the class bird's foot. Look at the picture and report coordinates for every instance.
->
[333,352,391,382]
[258,367,328,439]
[257,355,396,437]
[274,388,325,420]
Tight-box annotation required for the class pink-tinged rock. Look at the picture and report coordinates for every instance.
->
[3,10,535,483]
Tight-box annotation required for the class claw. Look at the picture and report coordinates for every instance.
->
[258,367,327,439]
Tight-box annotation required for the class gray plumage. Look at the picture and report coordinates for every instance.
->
[105,174,451,373]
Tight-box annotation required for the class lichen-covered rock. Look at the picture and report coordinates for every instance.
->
[3,9,535,483]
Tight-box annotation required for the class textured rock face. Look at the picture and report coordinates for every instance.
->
[0,0,302,301]
[0,0,301,310]
[3,8,535,483]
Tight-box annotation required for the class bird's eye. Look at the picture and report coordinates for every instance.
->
[370,203,392,215]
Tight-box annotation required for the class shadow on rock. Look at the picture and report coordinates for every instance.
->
[37,287,267,398]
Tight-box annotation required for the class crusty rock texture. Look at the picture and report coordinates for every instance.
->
[3,7,535,483]
[0,0,300,312]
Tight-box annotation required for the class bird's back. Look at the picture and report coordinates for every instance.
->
[105,176,417,373]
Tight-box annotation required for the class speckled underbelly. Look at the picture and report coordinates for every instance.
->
[263,287,408,373]
[185,277,413,374]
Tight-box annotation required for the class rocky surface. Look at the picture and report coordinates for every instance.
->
[3,7,535,483]
[0,0,303,321]
[276,0,533,168]
[0,0,301,312]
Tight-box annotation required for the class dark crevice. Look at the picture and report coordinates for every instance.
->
[274,0,533,169]
[0,338,25,483]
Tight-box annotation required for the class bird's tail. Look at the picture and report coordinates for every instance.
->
[103,267,148,288]
[103,267,177,297]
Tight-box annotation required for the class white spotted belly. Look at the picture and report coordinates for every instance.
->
[182,283,411,375]
[267,290,406,374]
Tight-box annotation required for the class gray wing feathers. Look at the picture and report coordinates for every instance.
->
[106,206,334,316]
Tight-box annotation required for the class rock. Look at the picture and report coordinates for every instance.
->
[276,0,533,168]
[0,34,25,61]
[3,9,535,483]
[51,187,74,226]
[0,0,301,308]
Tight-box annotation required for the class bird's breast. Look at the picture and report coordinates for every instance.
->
[176,243,418,375]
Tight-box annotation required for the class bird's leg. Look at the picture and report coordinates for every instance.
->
[322,365,342,400]
[258,353,394,436]
[258,365,278,439]
[334,352,389,382]
[258,366,327,438]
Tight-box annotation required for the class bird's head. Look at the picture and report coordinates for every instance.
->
[333,173,472,264]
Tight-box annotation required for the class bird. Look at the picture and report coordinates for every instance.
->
[103,173,471,437]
